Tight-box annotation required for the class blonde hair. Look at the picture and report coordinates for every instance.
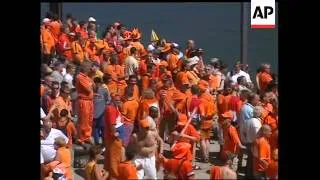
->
[142,88,155,99]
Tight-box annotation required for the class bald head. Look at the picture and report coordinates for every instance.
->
[88,30,96,38]
[80,60,92,74]
[253,106,263,118]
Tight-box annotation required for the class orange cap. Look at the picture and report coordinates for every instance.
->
[171,142,191,159]
[139,119,150,128]
[221,111,233,120]
[160,61,168,67]
[177,114,188,126]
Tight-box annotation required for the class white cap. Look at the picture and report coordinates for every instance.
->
[147,44,155,52]
[88,17,96,22]
[186,56,200,66]
[172,43,179,48]
[42,18,51,24]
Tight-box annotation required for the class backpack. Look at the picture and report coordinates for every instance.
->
[164,158,186,180]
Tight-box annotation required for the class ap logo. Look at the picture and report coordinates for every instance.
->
[251,0,276,28]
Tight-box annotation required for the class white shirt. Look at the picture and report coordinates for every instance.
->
[230,70,252,85]
[63,73,74,88]
[125,56,139,77]
[62,68,67,76]
[41,107,46,119]
[41,128,69,163]
[242,118,262,144]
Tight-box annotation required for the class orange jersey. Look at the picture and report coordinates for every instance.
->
[253,137,271,173]
[76,72,94,100]
[117,161,138,180]
[258,72,273,92]
[223,125,241,154]
[71,41,85,63]
[40,26,55,55]
[122,98,139,124]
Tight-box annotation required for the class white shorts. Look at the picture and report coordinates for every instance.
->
[134,155,157,179]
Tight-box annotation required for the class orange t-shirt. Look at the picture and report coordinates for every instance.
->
[122,98,139,124]
[223,125,241,154]
[141,75,151,91]
[208,74,222,91]
[76,72,94,100]
[117,161,138,180]
[258,72,273,92]
[217,94,232,117]
[49,21,61,42]
[40,26,55,55]
[163,158,194,180]
[138,98,158,120]
[52,96,72,114]
[56,119,77,147]
[186,71,200,85]
[107,81,118,95]
[57,33,73,60]
[167,53,179,71]
[253,137,271,173]
[71,41,85,63]
[263,114,278,131]
[56,147,72,179]
[117,80,128,98]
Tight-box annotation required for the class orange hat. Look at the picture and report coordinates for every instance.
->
[139,119,150,128]
[160,43,172,53]
[171,142,191,159]
[177,114,188,126]
[221,111,233,120]
[131,28,141,40]
[160,60,168,67]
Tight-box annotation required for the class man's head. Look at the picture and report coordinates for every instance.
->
[191,85,199,95]
[260,124,272,138]
[103,74,113,84]
[110,54,119,65]
[239,89,250,102]
[93,77,102,91]
[142,88,155,99]
[177,114,188,127]
[59,109,69,118]
[234,61,241,73]
[89,145,102,161]
[248,92,260,106]
[80,60,93,74]
[44,75,54,87]
[130,47,138,56]
[149,106,159,119]
[51,81,60,96]
[129,75,137,86]
[79,20,88,29]
[253,106,263,119]
[54,136,67,150]
[54,61,64,72]
[221,151,237,166]
[261,92,271,103]
[163,78,172,89]
[125,86,134,99]
[223,83,232,95]
[91,61,100,73]
[42,119,52,133]
[181,83,190,93]
[66,63,76,75]
[60,85,71,99]
[111,94,121,107]
[261,63,271,74]
[88,30,96,41]
[187,40,195,49]
[237,76,247,86]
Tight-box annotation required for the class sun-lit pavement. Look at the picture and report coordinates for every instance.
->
[73,140,247,180]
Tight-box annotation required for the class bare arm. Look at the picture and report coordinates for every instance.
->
[156,133,164,154]
[94,165,109,180]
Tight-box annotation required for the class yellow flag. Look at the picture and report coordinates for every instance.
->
[151,29,159,42]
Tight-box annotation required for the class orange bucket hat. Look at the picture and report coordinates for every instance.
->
[177,114,188,126]
[139,118,150,128]
[171,142,191,159]
[221,110,233,120]
[160,43,172,53]
[123,30,132,41]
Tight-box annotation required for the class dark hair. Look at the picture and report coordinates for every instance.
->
[248,92,258,103]
[52,13,59,21]
[75,32,82,40]
[191,85,199,95]
[61,81,69,89]
[89,145,102,160]
[79,21,87,27]
[45,12,53,19]
[125,86,134,97]
[125,145,136,161]
[110,54,119,64]
[102,74,112,83]
[66,13,73,19]
[66,63,75,71]
[237,76,245,84]
[93,77,102,84]
[240,89,250,99]
[130,47,137,55]
[60,109,69,117]
[129,75,137,80]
